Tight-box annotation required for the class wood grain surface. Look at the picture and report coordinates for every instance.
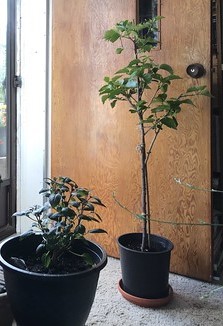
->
[51,0,212,280]
[150,0,212,280]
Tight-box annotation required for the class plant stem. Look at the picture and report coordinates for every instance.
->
[138,111,150,250]
[133,40,151,251]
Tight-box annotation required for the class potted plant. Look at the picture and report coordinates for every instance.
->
[0,176,107,326]
[99,18,210,307]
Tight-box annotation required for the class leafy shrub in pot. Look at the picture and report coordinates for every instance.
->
[0,176,107,326]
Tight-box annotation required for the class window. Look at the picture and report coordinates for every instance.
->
[0,0,17,239]
[137,0,159,22]
[136,0,160,46]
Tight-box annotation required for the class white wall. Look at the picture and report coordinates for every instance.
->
[16,0,51,233]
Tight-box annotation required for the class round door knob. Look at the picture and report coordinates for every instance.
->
[186,63,205,78]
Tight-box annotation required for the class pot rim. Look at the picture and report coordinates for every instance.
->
[0,234,107,278]
[117,232,174,254]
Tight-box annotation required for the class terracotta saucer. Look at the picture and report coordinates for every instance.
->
[118,279,173,308]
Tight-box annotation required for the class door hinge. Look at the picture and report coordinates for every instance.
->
[13,75,22,88]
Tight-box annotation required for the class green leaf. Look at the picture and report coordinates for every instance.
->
[111,100,117,108]
[163,74,182,82]
[159,64,174,74]
[115,67,129,74]
[90,216,101,223]
[116,47,124,54]
[151,104,170,113]
[200,89,212,97]
[83,202,95,211]
[101,95,109,104]
[179,99,195,106]
[36,243,46,255]
[104,76,110,83]
[81,253,94,266]
[90,196,106,207]
[76,188,89,197]
[49,193,61,207]
[78,214,92,221]
[39,188,50,195]
[142,117,155,123]
[153,93,167,103]
[128,59,141,66]
[160,84,168,93]
[186,85,206,93]
[61,207,75,217]
[41,252,51,269]
[94,212,102,221]
[161,117,178,129]
[48,212,63,221]
[104,29,120,43]
[142,73,153,83]
[79,216,100,224]
[88,228,107,234]
[75,224,86,235]
[71,201,80,208]
[111,75,122,82]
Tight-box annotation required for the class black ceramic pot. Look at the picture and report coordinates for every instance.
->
[118,233,173,300]
[0,234,107,326]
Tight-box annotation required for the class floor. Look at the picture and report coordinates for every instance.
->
[7,257,223,325]
[86,257,223,326]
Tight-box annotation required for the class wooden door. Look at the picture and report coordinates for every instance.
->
[51,0,212,280]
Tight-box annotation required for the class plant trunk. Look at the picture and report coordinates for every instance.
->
[135,45,151,251]
[139,112,151,251]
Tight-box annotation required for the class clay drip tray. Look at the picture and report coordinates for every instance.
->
[118,279,173,308]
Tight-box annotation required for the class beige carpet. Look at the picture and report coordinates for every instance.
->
[86,257,223,326]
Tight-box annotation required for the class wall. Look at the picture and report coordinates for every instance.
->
[16,0,50,233]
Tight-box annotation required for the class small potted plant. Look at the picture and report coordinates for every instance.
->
[99,18,210,307]
[0,176,107,326]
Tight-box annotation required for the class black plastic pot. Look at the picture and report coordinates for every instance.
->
[118,233,173,300]
[0,235,107,326]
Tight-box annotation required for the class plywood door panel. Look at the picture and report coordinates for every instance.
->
[52,0,140,258]
[149,0,212,280]
[52,0,212,280]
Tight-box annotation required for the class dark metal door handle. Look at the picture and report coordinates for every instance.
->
[186,63,205,78]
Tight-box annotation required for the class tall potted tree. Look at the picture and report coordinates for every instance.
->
[99,18,210,307]
[0,176,107,325]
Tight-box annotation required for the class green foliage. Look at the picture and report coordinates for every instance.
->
[100,19,210,133]
[13,176,106,270]
[100,18,211,251]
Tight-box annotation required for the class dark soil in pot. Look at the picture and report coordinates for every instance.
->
[18,251,91,274]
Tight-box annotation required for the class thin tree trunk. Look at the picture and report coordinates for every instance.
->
[139,112,150,251]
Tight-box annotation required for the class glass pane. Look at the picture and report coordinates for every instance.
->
[0,0,8,179]
[138,0,158,22]
[137,0,160,45]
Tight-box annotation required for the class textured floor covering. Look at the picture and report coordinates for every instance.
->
[86,257,223,326]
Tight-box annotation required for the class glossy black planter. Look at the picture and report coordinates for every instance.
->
[0,235,107,326]
[118,233,173,301]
